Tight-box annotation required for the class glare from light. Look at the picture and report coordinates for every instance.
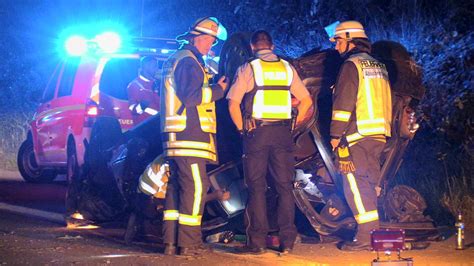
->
[71,212,84,220]
[96,32,121,53]
[161,49,170,54]
[65,35,88,56]
[86,106,98,116]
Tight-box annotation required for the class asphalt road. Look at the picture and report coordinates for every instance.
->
[0,173,473,265]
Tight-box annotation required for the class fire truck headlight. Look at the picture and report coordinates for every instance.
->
[65,35,88,56]
[96,32,121,53]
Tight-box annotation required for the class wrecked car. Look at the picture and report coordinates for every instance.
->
[67,32,437,245]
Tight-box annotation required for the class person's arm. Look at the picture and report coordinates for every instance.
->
[228,99,243,132]
[226,64,253,133]
[296,95,312,123]
[174,57,225,107]
[127,81,142,114]
[330,61,358,149]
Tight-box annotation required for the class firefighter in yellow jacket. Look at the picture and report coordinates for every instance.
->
[160,17,228,256]
[227,30,312,254]
[329,21,392,251]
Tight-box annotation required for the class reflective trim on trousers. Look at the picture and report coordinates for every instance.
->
[345,172,366,215]
[165,149,217,162]
[165,140,216,153]
[345,133,387,146]
[355,209,379,224]
[345,172,380,224]
[190,163,202,216]
[178,214,202,226]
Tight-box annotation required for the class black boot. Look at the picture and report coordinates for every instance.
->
[337,240,371,251]
[164,243,177,256]
[124,213,140,245]
[178,245,212,257]
[238,245,267,255]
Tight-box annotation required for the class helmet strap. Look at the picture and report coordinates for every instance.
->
[341,41,351,56]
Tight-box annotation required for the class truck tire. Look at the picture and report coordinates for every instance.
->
[17,138,56,183]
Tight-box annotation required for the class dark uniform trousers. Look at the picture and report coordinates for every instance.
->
[243,124,297,249]
[342,138,385,242]
[163,157,209,247]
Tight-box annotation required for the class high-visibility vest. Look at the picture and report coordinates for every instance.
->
[160,49,217,161]
[248,58,293,120]
[345,53,392,143]
[138,154,169,199]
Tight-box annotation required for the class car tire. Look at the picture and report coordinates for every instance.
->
[17,138,56,183]
[66,139,79,184]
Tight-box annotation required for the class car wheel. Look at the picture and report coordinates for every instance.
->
[17,138,56,183]
[66,140,79,184]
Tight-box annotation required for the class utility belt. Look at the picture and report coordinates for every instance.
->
[255,119,291,127]
[243,117,292,138]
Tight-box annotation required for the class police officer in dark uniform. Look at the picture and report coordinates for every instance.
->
[328,21,392,251]
[160,17,228,256]
[227,30,312,254]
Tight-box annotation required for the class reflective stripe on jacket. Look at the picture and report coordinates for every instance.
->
[161,50,216,133]
[160,49,217,161]
[138,154,169,198]
[249,58,293,120]
[332,53,392,144]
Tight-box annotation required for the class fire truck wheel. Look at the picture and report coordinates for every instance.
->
[66,139,79,184]
[17,138,57,183]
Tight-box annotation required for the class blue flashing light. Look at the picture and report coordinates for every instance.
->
[65,35,88,56]
[96,32,121,53]
[325,21,340,39]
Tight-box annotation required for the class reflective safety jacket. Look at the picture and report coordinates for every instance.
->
[244,58,293,120]
[331,52,392,145]
[138,154,169,199]
[127,75,160,125]
[160,48,222,162]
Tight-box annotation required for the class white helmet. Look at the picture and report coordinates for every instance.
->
[329,21,367,42]
[177,17,227,42]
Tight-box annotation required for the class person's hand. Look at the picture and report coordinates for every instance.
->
[217,76,228,91]
[330,138,340,151]
[296,114,304,124]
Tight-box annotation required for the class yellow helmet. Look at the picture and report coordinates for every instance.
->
[329,21,367,42]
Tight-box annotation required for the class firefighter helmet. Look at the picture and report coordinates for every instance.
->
[329,20,368,42]
[177,17,227,42]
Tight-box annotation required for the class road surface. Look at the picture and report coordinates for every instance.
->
[0,171,473,265]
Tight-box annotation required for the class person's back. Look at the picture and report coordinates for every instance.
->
[227,30,312,255]
[127,56,160,125]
